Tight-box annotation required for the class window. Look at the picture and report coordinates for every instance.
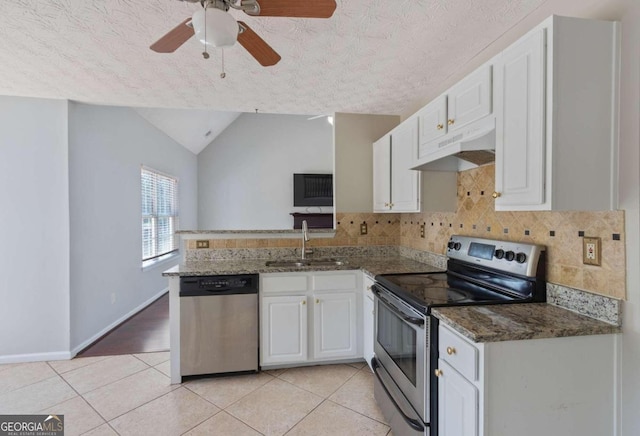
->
[141,167,178,262]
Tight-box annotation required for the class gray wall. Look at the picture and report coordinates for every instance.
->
[617,1,640,434]
[68,103,198,352]
[0,96,71,361]
[334,113,400,212]
[198,113,333,230]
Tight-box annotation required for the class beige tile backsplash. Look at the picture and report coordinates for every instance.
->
[188,164,625,299]
[400,164,626,299]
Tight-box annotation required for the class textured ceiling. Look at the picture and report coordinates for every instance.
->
[0,0,554,116]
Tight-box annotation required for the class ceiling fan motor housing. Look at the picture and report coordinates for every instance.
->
[192,6,238,47]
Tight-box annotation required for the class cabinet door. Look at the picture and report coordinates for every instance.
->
[261,295,308,365]
[418,95,448,153]
[390,119,421,212]
[373,134,391,212]
[494,28,546,209]
[313,292,357,360]
[437,359,479,436]
[448,64,492,132]
[363,278,375,371]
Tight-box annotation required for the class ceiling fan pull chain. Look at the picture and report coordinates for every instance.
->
[202,1,210,59]
[220,49,226,78]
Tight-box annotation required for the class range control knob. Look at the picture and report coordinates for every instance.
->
[505,251,516,262]
[454,242,462,251]
[494,249,505,259]
[447,240,456,250]
[516,252,527,264]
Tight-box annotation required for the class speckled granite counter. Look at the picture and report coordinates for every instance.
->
[162,255,443,277]
[432,303,621,343]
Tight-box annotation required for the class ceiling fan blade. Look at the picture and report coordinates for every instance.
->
[237,21,281,67]
[150,18,194,53]
[245,0,337,18]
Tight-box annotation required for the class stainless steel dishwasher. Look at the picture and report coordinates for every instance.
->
[179,274,259,377]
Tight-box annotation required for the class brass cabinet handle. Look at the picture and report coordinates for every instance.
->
[436,123,444,130]
[492,192,501,199]
[446,347,456,355]
[366,286,372,290]
[447,119,455,126]
[301,300,306,305]
[384,202,390,207]
[434,369,443,377]
[316,299,320,304]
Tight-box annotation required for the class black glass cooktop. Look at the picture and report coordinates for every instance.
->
[375,272,517,313]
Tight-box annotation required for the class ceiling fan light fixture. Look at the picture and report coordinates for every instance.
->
[192,7,238,48]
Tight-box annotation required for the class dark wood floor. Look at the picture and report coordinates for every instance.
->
[78,293,170,357]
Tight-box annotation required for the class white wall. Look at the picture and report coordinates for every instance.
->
[198,113,333,230]
[334,113,400,213]
[0,96,71,361]
[68,103,197,352]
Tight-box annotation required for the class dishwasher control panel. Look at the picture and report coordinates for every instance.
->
[180,274,258,296]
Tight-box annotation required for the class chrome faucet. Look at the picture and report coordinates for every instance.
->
[301,220,312,259]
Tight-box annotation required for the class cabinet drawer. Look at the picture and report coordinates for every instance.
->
[262,275,308,292]
[312,273,357,291]
[439,326,478,381]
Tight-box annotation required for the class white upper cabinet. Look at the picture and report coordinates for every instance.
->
[494,27,547,208]
[494,16,619,211]
[373,118,421,213]
[372,134,392,212]
[390,117,421,212]
[417,63,493,161]
[447,65,493,132]
[418,95,448,146]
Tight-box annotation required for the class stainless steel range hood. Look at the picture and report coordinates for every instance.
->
[411,117,496,171]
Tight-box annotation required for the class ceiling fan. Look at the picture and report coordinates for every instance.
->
[150,0,337,67]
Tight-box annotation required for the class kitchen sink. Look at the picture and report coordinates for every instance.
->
[265,258,347,267]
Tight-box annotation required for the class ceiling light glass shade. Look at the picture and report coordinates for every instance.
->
[192,8,238,48]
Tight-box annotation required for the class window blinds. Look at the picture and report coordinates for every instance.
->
[141,167,178,261]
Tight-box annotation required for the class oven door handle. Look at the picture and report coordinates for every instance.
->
[373,287,425,327]
[371,357,426,433]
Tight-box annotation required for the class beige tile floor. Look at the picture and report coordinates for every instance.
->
[0,354,391,436]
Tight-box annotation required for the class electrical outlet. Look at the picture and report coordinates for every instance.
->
[420,223,425,238]
[196,240,210,249]
[360,222,368,235]
[583,236,601,266]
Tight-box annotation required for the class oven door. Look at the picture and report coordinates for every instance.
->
[373,284,429,423]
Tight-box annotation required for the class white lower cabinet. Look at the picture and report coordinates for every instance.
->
[436,324,617,436]
[362,275,375,371]
[260,271,362,367]
[437,359,478,436]
[313,292,357,360]
[261,295,308,365]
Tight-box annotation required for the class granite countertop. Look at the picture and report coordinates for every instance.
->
[432,303,621,343]
[163,255,444,277]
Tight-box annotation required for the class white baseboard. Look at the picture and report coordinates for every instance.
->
[0,351,73,364]
[70,287,169,357]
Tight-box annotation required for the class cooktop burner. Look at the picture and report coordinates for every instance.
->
[382,273,466,303]
[376,272,516,313]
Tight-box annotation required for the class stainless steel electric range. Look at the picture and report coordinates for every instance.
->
[371,235,546,436]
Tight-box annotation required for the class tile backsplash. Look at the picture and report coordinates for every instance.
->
[400,164,626,299]
[185,164,625,300]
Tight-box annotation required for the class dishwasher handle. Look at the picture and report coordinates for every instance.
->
[180,274,259,297]
[179,287,258,297]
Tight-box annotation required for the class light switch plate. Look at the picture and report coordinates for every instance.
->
[583,236,601,266]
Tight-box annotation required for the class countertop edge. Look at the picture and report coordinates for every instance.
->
[432,304,622,343]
